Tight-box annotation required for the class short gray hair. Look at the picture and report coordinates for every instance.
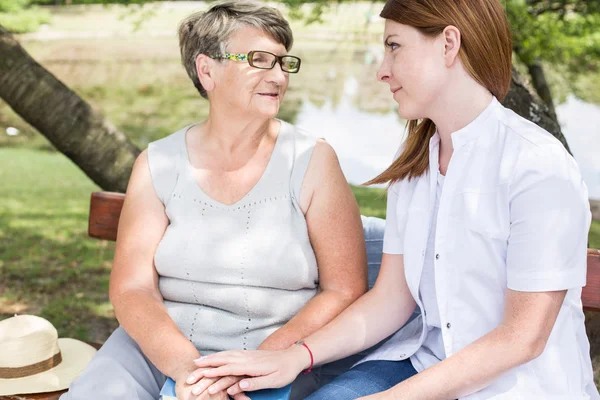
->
[178,1,294,99]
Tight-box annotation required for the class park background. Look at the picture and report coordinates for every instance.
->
[1,0,600,384]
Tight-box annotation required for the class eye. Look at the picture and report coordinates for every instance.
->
[385,41,400,51]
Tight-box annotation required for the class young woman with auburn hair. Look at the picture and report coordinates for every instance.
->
[190,0,598,398]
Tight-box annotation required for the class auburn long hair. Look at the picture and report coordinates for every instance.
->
[367,0,512,185]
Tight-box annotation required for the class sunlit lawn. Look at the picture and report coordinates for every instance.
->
[1,147,599,344]
[1,5,600,387]
[0,147,389,342]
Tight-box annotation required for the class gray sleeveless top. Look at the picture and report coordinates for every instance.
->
[147,120,319,355]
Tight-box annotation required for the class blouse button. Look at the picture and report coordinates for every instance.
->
[435,254,440,260]
[446,322,451,329]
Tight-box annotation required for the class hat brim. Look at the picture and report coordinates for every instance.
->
[0,338,97,396]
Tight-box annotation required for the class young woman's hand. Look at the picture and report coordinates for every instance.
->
[189,345,310,396]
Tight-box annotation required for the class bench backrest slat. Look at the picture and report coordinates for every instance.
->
[88,192,125,242]
[88,192,600,311]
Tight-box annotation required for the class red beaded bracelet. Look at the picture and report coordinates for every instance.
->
[296,340,314,374]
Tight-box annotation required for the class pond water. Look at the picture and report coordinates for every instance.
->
[292,76,600,199]
[5,2,599,200]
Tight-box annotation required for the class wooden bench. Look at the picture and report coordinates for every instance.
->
[84,192,600,311]
[5,191,600,400]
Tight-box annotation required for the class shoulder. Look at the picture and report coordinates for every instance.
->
[498,105,564,151]
[281,120,340,182]
[311,139,339,169]
[281,120,320,156]
[145,125,191,204]
[147,127,186,159]
[495,105,581,184]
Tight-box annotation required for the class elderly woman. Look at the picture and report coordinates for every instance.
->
[59,2,367,399]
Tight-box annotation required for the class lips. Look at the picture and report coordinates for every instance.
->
[390,87,402,94]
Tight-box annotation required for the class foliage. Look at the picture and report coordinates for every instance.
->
[0,0,29,12]
[0,0,50,33]
[507,0,600,72]
[0,8,50,32]
[28,0,150,4]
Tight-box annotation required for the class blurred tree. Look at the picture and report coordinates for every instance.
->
[0,24,140,192]
[506,0,600,118]
[0,22,568,191]
[282,0,600,118]
[0,0,50,33]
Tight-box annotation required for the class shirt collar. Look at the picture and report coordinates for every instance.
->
[428,96,500,151]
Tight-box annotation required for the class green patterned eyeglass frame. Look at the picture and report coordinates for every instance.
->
[210,50,301,73]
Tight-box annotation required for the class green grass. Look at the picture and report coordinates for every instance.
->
[0,8,51,33]
[1,147,599,344]
[0,148,117,342]
[0,147,390,342]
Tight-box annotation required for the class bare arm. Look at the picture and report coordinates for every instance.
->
[373,289,566,400]
[193,252,417,395]
[109,150,199,382]
[258,140,368,351]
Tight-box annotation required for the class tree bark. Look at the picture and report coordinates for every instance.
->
[0,25,571,190]
[526,59,558,119]
[0,24,140,193]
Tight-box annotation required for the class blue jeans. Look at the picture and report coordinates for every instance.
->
[307,360,418,400]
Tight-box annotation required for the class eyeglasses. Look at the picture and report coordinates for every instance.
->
[210,50,301,73]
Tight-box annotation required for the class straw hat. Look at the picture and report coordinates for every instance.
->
[0,314,97,396]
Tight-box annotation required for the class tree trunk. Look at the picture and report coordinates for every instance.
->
[0,25,571,189]
[526,59,558,120]
[0,25,140,193]
[502,66,570,154]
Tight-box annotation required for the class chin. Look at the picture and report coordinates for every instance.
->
[258,107,280,119]
[397,103,425,121]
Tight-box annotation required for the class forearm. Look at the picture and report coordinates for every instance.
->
[259,288,363,351]
[112,289,200,380]
[386,325,538,400]
[301,287,415,367]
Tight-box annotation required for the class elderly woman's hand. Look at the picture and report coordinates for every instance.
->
[185,373,250,400]
[189,345,309,396]
[175,377,226,400]
[176,367,239,400]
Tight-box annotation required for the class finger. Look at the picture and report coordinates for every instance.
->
[233,392,251,400]
[191,377,217,396]
[226,382,244,397]
[207,376,242,395]
[237,375,281,393]
[187,368,214,384]
[201,365,256,378]
[194,351,243,367]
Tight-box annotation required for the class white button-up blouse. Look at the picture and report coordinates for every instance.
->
[360,97,599,399]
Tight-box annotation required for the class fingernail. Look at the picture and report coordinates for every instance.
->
[186,375,194,384]
[193,356,207,362]
[240,381,249,389]
[208,387,216,394]
[192,387,201,395]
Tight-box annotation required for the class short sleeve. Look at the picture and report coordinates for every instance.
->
[506,148,592,292]
[383,181,405,254]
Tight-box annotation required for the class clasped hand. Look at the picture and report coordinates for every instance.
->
[186,346,306,397]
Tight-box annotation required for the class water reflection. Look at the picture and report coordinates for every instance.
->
[557,96,600,200]
[291,76,600,199]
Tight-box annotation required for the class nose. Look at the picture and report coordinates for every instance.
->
[265,61,287,86]
[377,58,391,82]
